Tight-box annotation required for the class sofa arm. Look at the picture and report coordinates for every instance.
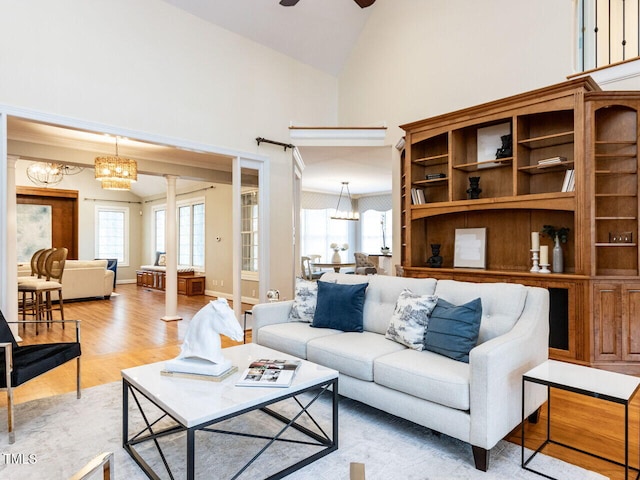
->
[468,286,549,450]
[103,270,115,297]
[251,300,294,344]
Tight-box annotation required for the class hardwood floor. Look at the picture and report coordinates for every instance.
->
[2,284,250,406]
[2,283,637,479]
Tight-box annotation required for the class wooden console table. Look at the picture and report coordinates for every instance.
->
[136,270,205,296]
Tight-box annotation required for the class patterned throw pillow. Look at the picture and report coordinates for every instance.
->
[157,254,167,266]
[288,278,319,323]
[385,289,438,350]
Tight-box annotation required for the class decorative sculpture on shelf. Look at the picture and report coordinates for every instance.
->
[427,244,443,268]
[495,134,513,159]
[467,176,482,200]
[165,298,244,376]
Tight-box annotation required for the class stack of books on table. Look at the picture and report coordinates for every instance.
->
[236,358,302,388]
[537,156,567,166]
[161,358,238,382]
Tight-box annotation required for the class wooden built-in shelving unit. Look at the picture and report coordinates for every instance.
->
[400,77,640,373]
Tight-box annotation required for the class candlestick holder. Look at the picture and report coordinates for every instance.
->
[530,249,540,273]
[539,264,551,274]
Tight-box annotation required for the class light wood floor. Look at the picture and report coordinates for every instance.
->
[3,283,637,479]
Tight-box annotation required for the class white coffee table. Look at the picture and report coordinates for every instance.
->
[521,359,640,480]
[122,343,339,480]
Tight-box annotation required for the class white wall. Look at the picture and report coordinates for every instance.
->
[337,0,579,264]
[0,0,339,297]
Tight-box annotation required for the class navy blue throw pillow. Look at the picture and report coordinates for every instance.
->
[424,298,482,363]
[312,281,367,332]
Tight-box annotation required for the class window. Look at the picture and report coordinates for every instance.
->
[95,206,129,265]
[178,199,205,269]
[242,191,259,278]
[361,209,392,254]
[154,208,165,254]
[300,209,350,261]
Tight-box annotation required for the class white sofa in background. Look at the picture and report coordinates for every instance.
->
[18,259,114,301]
[252,272,549,471]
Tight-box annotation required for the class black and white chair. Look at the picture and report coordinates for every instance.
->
[0,309,81,443]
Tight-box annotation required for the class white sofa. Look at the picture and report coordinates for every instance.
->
[18,259,114,301]
[252,272,549,471]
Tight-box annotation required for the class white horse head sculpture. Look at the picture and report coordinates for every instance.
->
[176,298,244,365]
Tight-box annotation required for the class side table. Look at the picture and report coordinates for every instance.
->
[522,359,640,479]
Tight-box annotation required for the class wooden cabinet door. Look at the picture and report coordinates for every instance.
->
[593,283,621,361]
[622,284,640,361]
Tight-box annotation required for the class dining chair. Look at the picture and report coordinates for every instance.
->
[18,248,55,326]
[301,256,323,281]
[0,309,81,444]
[354,252,377,275]
[17,248,46,284]
[18,247,68,333]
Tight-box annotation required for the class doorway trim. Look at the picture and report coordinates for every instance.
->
[0,104,269,329]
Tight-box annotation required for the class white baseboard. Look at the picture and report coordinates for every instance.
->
[116,279,137,285]
[205,290,259,305]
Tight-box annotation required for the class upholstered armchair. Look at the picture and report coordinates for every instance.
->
[0,310,81,443]
[354,252,377,275]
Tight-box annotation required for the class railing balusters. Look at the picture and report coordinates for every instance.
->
[622,0,626,60]
[580,0,640,71]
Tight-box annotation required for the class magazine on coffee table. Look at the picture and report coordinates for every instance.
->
[236,358,302,388]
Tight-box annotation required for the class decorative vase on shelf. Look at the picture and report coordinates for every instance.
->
[467,176,482,200]
[552,235,563,273]
[332,251,341,263]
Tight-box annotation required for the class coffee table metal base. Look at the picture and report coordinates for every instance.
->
[122,378,338,480]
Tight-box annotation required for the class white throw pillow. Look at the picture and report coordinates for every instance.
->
[385,289,438,350]
[288,278,319,323]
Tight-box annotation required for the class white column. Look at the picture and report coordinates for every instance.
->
[232,157,242,321]
[5,155,19,339]
[162,175,181,322]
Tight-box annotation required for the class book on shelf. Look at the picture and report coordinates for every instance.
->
[568,169,575,191]
[236,358,302,388]
[538,156,567,166]
[161,365,238,382]
[411,187,426,204]
[561,169,575,192]
[426,173,446,180]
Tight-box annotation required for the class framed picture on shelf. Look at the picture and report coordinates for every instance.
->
[454,228,487,269]
[476,123,510,168]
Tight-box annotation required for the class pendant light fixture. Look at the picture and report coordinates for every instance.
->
[94,137,137,190]
[26,162,83,187]
[331,181,359,221]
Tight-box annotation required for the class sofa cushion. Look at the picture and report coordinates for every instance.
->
[154,251,166,266]
[321,273,438,335]
[312,281,367,332]
[257,322,341,359]
[434,280,527,344]
[385,289,438,350]
[424,298,482,363]
[374,349,470,410]
[288,278,318,323]
[307,332,405,381]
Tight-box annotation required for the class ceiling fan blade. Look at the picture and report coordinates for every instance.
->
[353,0,375,7]
[279,0,300,6]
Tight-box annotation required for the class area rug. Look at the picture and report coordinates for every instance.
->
[0,382,607,480]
